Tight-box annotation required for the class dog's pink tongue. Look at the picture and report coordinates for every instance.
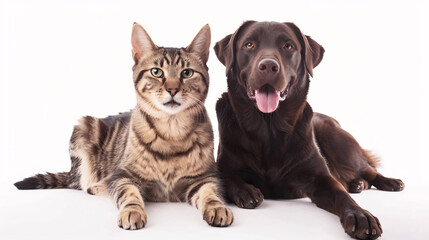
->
[255,86,279,113]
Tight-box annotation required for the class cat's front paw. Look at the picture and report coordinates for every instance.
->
[118,205,147,230]
[203,205,233,227]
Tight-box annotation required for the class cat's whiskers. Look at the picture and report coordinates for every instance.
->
[186,95,206,122]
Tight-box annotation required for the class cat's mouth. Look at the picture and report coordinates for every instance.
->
[163,99,181,107]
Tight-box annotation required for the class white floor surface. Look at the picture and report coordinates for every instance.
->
[0,180,427,240]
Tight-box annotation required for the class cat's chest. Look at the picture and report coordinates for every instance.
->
[125,115,214,202]
[136,156,203,202]
[129,139,211,202]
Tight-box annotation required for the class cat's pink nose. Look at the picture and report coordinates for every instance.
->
[167,87,179,97]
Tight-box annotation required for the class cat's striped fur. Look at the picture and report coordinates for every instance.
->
[14,23,233,229]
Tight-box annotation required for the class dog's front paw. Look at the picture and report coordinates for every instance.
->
[229,183,264,209]
[203,205,233,227]
[341,208,382,239]
[375,177,405,191]
[118,205,147,230]
[348,179,365,193]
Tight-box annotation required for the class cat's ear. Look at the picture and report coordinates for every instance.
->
[131,23,158,62]
[186,24,211,63]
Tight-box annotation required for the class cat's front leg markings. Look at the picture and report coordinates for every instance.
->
[110,177,147,230]
[188,182,233,227]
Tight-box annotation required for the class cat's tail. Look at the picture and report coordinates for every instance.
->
[14,172,70,190]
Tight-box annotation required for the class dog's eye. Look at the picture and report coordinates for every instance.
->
[151,68,163,78]
[245,42,255,49]
[181,69,194,78]
[284,43,294,50]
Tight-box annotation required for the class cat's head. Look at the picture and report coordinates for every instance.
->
[131,23,211,117]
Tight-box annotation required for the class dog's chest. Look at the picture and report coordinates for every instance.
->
[253,144,305,199]
[258,167,305,199]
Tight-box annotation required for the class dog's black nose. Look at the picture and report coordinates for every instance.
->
[258,59,280,76]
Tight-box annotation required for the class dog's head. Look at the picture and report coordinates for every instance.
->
[215,21,324,113]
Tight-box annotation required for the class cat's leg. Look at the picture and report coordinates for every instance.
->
[109,176,147,230]
[87,177,109,196]
[186,181,233,227]
[69,116,110,191]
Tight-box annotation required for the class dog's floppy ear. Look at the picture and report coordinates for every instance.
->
[214,21,255,76]
[285,23,324,77]
[214,34,232,72]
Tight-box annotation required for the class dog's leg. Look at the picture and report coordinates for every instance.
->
[223,175,264,209]
[312,113,365,189]
[306,174,382,239]
[348,178,368,193]
[361,167,405,191]
[312,113,404,193]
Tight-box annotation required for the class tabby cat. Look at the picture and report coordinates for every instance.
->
[14,23,233,229]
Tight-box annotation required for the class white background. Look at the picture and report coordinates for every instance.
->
[1,0,428,239]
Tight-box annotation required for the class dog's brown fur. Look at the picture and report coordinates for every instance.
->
[214,21,404,239]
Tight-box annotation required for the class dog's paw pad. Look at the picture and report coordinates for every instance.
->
[375,178,404,192]
[342,208,382,239]
[349,179,365,193]
[231,184,264,209]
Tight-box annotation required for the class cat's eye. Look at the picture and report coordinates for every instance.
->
[181,69,194,78]
[245,41,255,49]
[151,68,163,78]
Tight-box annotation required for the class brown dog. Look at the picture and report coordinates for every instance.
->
[214,21,404,239]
